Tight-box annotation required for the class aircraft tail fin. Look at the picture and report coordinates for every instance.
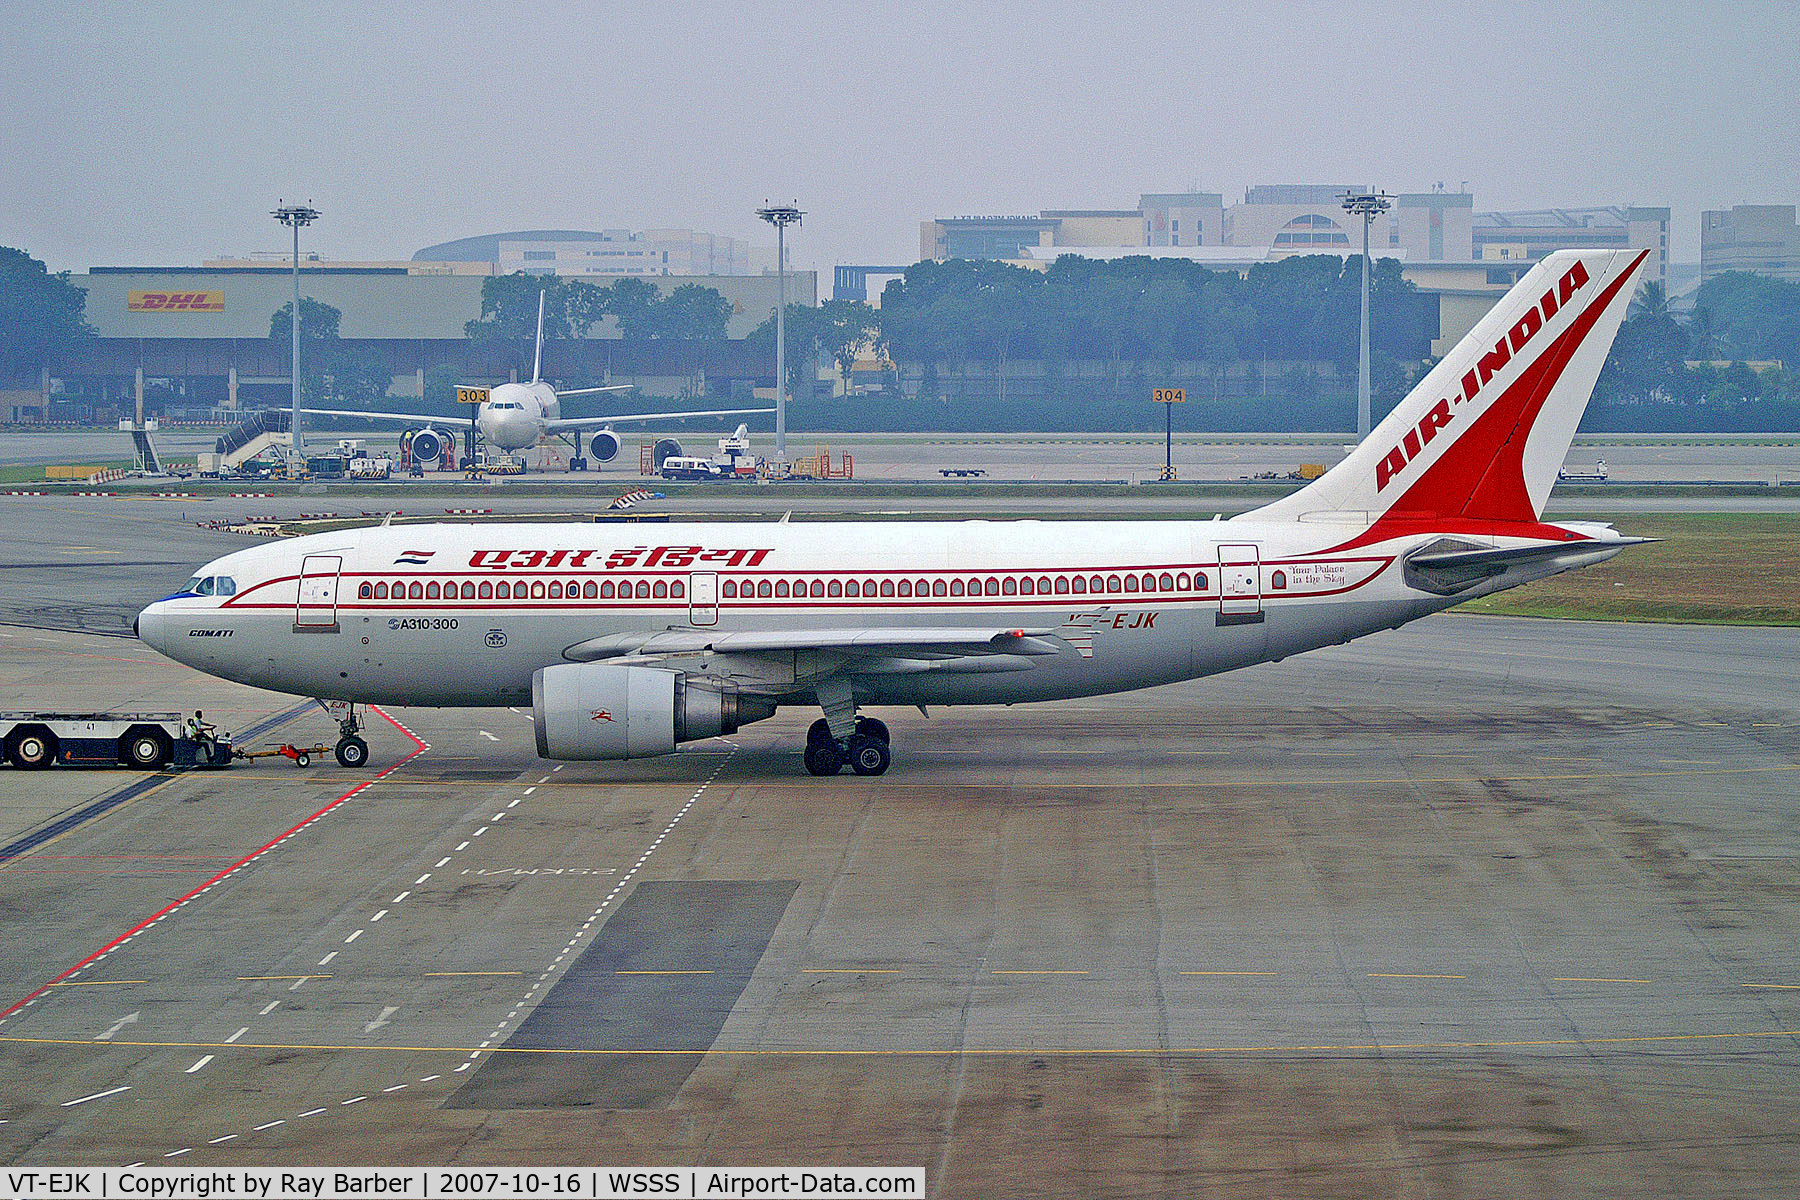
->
[1248,248,1650,530]
[531,289,546,385]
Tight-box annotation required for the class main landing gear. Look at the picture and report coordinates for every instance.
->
[318,702,370,769]
[804,716,891,777]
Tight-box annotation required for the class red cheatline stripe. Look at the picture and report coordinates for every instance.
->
[0,706,427,1020]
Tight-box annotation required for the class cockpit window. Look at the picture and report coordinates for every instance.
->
[182,575,236,597]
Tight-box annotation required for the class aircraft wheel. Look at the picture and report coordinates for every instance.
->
[6,726,57,769]
[854,716,889,744]
[803,739,844,776]
[806,718,834,748]
[123,729,172,769]
[335,736,369,768]
[847,735,891,776]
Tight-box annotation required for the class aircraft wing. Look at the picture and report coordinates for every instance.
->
[301,407,454,426]
[563,626,1066,664]
[554,384,635,398]
[543,406,774,434]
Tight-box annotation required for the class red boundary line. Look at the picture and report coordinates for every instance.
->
[0,706,428,1021]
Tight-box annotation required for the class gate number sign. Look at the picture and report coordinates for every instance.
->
[1152,388,1186,403]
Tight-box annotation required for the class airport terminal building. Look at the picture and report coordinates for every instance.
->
[18,263,813,420]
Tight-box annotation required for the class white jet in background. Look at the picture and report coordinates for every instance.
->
[306,291,770,468]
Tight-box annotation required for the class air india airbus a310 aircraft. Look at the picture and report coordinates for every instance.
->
[135,248,1650,777]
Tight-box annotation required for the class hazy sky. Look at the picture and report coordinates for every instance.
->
[3,0,1794,276]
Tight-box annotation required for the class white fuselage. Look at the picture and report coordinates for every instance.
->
[134,517,1596,711]
[475,382,559,453]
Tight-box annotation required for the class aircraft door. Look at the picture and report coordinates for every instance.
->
[296,554,342,630]
[1217,543,1263,620]
[688,571,718,627]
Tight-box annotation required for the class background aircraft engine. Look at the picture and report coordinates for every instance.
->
[589,429,621,462]
[409,427,447,467]
[651,438,682,470]
[532,663,773,760]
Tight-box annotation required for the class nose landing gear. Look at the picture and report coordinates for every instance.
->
[316,700,371,768]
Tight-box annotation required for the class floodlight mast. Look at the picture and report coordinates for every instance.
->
[756,203,803,461]
[273,201,321,478]
[1340,191,1391,439]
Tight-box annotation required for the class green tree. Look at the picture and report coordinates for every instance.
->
[606,278,663,341]
[423,362,463,410]
[268,296,342,343]
[266,297,390,405]
[817,299,880,394]
[747,303,826,396]
[0,247,93,381]
[1693,271,1800,365]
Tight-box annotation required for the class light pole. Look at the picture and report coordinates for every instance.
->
[756,202,803,461]
[273,201,320,478]
[1340,191,1391,439]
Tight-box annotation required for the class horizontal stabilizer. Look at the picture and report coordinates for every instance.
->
[1404,535,1654,595]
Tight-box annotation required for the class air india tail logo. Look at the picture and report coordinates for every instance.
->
[128,291,225,313]
[590,709,614,722]
[1375,259,1591,493]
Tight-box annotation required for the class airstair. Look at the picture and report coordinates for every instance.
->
[119,419,163,474]
[198,410,293,474]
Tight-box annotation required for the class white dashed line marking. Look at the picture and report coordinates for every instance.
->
[435,858,451,867]
[63,1086,131,1107]
[208,1135,237,1144]
[371,910,387,922]
[344,930,363,944]
[253,1120,284,1131]
[186,1056,213,1073]
[259,1001,280,1015]
[318,953,338,966]
[225,1027,248,1043]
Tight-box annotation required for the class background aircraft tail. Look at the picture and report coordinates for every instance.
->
[1249,248,1649,530]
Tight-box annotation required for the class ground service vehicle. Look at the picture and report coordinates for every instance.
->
[1,712,233,770]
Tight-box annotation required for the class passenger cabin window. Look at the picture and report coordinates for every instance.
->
[723,580,737,598]
[358,583,373,599]
[530,581,546,599]
[599,581,615,598]
[409,582,424,600]
[671,580,684,599]
[479,581,493,599]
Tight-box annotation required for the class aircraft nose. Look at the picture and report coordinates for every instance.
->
[136,601,167,654]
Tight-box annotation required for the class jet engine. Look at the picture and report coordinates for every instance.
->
[533,663,774,760]
[588,429,622,463]
[651,438,682,470]
[408,426,448,468]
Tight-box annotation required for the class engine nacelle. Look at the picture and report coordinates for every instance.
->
[651,438,682,470]
[589,429,621,462]
[409,427,446,467]
[533,663,773,760]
